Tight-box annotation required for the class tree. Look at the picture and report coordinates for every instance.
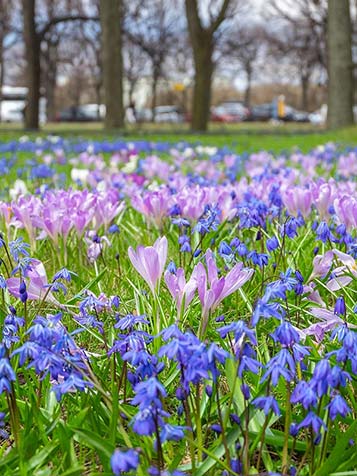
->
[125,0,178,122]
[100,0,124,128]
[224,24,264,108]
[327,0,354,127]
[23,0,40,129]
[185,0,233,131]
[22,0,98,130]
[123,39,147,105]
[266,0,327,111]
[0,0,17,121]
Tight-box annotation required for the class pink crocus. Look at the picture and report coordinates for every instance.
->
[193,250,254,334]
[131,190,172,227]
[309,251,334,280]
[164,267,197,316]
[333,195,357,231]
[309,249,357,291]
[281,187,313,218]
[312,181,336,220]
[7,259,59,305]
[128,236,168,293]
[303,307,357,342]
[326,250,357,291]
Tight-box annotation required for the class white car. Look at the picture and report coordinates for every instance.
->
[154,106,185,123]
[1,98,47,124]
[1,100,25,122]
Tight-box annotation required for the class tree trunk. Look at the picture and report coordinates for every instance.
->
[327,0,354,128]
[185,0,230,132]
[95,81,101,120]
[23,0,40,130]
[244,64,252,108]
[151,64,160,123]
[44,42,57,122]
[191,40,213,131]
[301,74,309,111]
[100,0,124,129]
[0,41,3,122]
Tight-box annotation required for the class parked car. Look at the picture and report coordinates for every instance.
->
[56,104,104,122]
[1,98,47,124]
[213,101,250,122]
[211,106,238,123]
[154,105,185,123]
[290,109,310,123]
[136,108,153,123]
[80,104,105,120]
[1,100,25,122]
[247,103,274,122]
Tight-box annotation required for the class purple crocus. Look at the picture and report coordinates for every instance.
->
[193,250,253,333]
[128,236,168,293]
[7,259,59,305]
[282,186,312,218]
[164,267,197,316]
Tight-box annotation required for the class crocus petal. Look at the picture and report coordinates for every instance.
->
[327,275,352,291]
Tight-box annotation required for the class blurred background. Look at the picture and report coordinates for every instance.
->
[0,0,356,131]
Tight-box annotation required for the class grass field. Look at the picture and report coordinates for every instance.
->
[0,121,356,153]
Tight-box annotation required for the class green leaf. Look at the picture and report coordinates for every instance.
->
[70,427,114,460]
[27,442,60,471]
[66,268,107,305]
[314,420,357,476]
[57,466,85,476]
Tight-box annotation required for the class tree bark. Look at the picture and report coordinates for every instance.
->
[185,0,230,132]
[151,63,161,123]
[100,0,124,129]
[191,40,214,130]
[23,0,41,130]
[0,41,3,122]
[244,63,252,108]
[301,74,309,111]
[43,41,58,122]
[327,0,354,128]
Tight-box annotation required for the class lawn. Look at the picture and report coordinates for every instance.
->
[1,121,356,153]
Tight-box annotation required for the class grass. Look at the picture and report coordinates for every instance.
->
[0,121,356,153]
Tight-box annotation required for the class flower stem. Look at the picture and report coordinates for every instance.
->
[282,382,291,475]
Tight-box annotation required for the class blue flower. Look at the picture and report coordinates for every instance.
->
[266,236,279,252]
[218,241,233,260]
[334,297,346,316]
[0,344,16,394]
[160,424,186,442]
[296,411,327,435]
[132,408,157,436]
[252,396,280,416]
[271,321,300,347]
[114,314,148,331]
[52,372,93,401]
[167,261,177,274]
[326,394,351,420]
[316,221,331,243]
[252,294,284,326]
[238,354,261,377]
[53,268,73,282]
[291,381,317,410]
[132,377,167,410]
[261,349,295,386]
[111,448,139,475]
[108,224,120,234]
[248,250,269,267]
[9,238,30,261]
